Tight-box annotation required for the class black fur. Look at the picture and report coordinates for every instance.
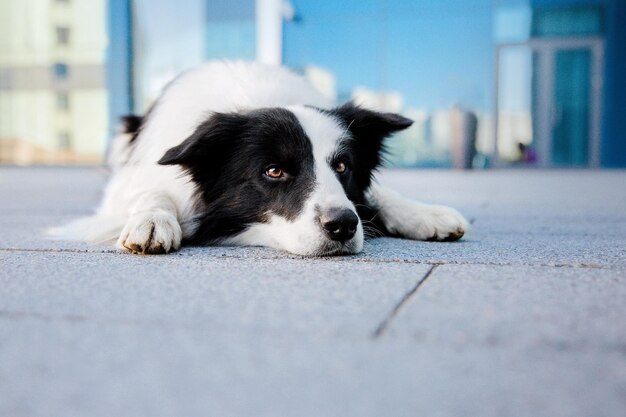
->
[120,115,143,134]
[324,103,413,236]
[119,115,144,145]
[158,104,413,244]
[159,108,316,243]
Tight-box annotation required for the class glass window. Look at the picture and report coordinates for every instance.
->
[53,63,69,79]
[496,46,534,162]
[494,6,532,43]
[205,0,255,61]
[56,92,70,110]
[284,1,494,167]
[58,131,72,151]
[531,6,604,38]
[552,49,591,166]
[133,0,255,111]
[55,26,71,46]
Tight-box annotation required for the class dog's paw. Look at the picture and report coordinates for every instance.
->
[118,211,182,254]
[405,205,469,242]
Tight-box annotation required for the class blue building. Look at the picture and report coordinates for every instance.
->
[107,0,626,167]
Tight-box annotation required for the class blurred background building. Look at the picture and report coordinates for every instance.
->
[0,0,108,164]
[1,0,624,167]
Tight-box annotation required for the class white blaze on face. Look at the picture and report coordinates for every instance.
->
[289,106,355,209]
[226,106,364,256]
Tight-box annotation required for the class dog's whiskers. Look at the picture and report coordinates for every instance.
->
[362,223,385,238]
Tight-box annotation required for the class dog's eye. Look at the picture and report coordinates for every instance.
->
[265,165,284,179]
[334,161,348,174]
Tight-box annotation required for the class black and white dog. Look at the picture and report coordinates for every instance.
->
[56,61,468,256]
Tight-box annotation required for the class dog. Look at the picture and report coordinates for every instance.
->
[54,61,468,256]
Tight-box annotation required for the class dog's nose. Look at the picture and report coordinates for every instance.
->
[319,208,359,242]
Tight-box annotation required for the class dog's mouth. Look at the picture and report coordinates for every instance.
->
[309,239,361,257]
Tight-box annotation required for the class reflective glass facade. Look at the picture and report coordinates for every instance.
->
[1,0,624,167]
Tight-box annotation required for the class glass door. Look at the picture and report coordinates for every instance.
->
[495,38,603,167]
[552,48,591,166]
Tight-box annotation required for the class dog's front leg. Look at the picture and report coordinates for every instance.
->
[118,192,182,254]
[365,183,469,241]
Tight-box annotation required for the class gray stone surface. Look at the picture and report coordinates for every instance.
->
[390,264,626,348]
[0,251,427,336]
[1,166,625,417]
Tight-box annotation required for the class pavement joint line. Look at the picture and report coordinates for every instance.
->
[0,310,234,331]
[371,263,440,339]
[0,311,396,342]
[0,310,92,324]
[0,247,119,254]
[0,309,184,329]
[0,209,93,214]
[0,247,622,270]
[351,257,615,269]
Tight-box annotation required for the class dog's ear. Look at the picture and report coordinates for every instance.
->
[159,112,247,166]
[329,102,413,183]
[330,102,413,140]
[158,112,248,184]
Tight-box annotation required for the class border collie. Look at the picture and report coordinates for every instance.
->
[55,61,468,256]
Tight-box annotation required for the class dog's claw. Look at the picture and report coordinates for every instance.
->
[126,243,144,253]
[442,227,465,242]
[118,211,182,255]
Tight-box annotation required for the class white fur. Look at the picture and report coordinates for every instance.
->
[51,60,468,255]
[365,183,469,241]
[226,107,364,255]
[53,61,344,254]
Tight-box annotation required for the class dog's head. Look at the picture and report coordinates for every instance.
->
[158,103,412,256]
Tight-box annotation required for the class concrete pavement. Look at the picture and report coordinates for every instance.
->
[1,167,625,417]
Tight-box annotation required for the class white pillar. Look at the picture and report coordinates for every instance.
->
[256,0,283,66]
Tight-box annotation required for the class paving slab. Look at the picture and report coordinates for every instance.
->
[388,264,626,349]
[1,167,626,417]
[0,251,428,337]
[0,166,106,214]
[2,319,624,417]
